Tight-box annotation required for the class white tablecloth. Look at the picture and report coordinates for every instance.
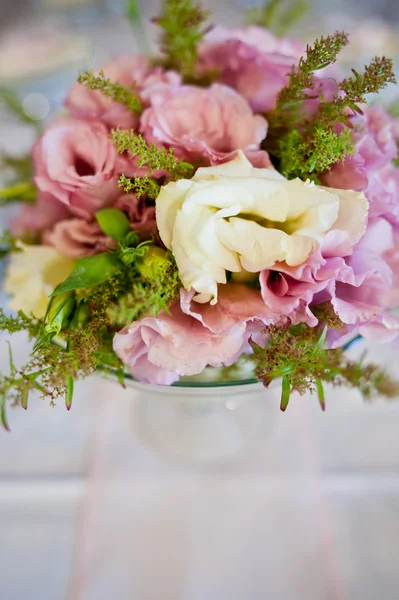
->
[2,335,399,600]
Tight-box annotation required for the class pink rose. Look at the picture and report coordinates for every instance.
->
[260,218,398,332]
[11,192,70,241]
[33,118,127,219]
[66,55,181,129]
[323,106,399,223]
[43,219,111,258]
[365,164,399,226]
[114,193,159,243]
[44,193,159,258]
[199,26,303,113]
[140,83,268,164]
[113,283,279,385]
[330,220,395,325]
[359,313,399,346]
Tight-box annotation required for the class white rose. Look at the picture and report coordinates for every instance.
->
[156,151,368,304]
[4,244,75,318]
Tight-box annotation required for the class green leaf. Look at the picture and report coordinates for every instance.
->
[95,208,131,242]
[116,369,126,388]
[0,394,10,432]
[310,325,328,358]
[316,379,325,411]
[26,371,49,395]
[20,388,29,411]
[7,342,15,377]
[65,376,74,411]
[51,253,122,296]
[277,0,309,36]
[280,375,291,412]
[125,0,141,21]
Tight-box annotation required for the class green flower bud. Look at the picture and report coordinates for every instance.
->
[45,291,76,335]
[69,302,90,329]
[137,246,170,279]
[95,208,131,242]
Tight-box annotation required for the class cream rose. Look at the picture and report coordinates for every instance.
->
[5,244,75,318]
[156,151,368,304]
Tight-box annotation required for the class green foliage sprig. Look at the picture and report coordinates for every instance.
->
[111,129,194,198]
[265,32,397,180]
[251,323,399,411]
[0,249,183,429]
[78,70,143,115]
[153,0,209,79]
[0,320,108,426]
[278,127,355,178]
[274,31,350,117]
[246,0,309,37]
[0,309,42,339]
[106,257,181,327]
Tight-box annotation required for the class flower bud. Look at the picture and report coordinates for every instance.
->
[137,246,170,279]
[45,291,76,335]
[69,302,90,329]
[95,208,131,242]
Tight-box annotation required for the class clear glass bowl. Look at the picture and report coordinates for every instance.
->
[125,374,279,466]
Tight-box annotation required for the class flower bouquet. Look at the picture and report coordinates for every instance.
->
[1,0,399,431]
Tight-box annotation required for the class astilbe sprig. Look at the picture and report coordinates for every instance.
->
[339,58,397,102]
[251,323,399,412]
[0,309,42,339]
[111,129,194,197]
[278,127,355,179]
[0,320,107,426]
[311,301,346,330]
[265,32,397,180]
[271,31,350,125]
[0,275,139,426]
[153,0,209,80]
[78,70,143,115]
[106,258,181,327]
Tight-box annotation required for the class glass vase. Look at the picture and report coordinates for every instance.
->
[126,375,279,466]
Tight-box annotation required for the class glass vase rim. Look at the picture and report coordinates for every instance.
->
[123,372,262,390]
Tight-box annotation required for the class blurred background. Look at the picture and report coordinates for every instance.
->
[1,1,399,599]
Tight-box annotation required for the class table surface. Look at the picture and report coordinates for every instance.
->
[1,4,399,599]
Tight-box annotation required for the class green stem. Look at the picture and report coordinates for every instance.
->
[0,181,36,203]
[125,0,151,55]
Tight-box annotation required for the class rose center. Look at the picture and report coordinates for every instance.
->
[74,156,96,177]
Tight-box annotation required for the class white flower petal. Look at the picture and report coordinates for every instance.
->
[155,154,368,304]
[320,185,369,244]
[155,179,191,248]
[5,245,75,318]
